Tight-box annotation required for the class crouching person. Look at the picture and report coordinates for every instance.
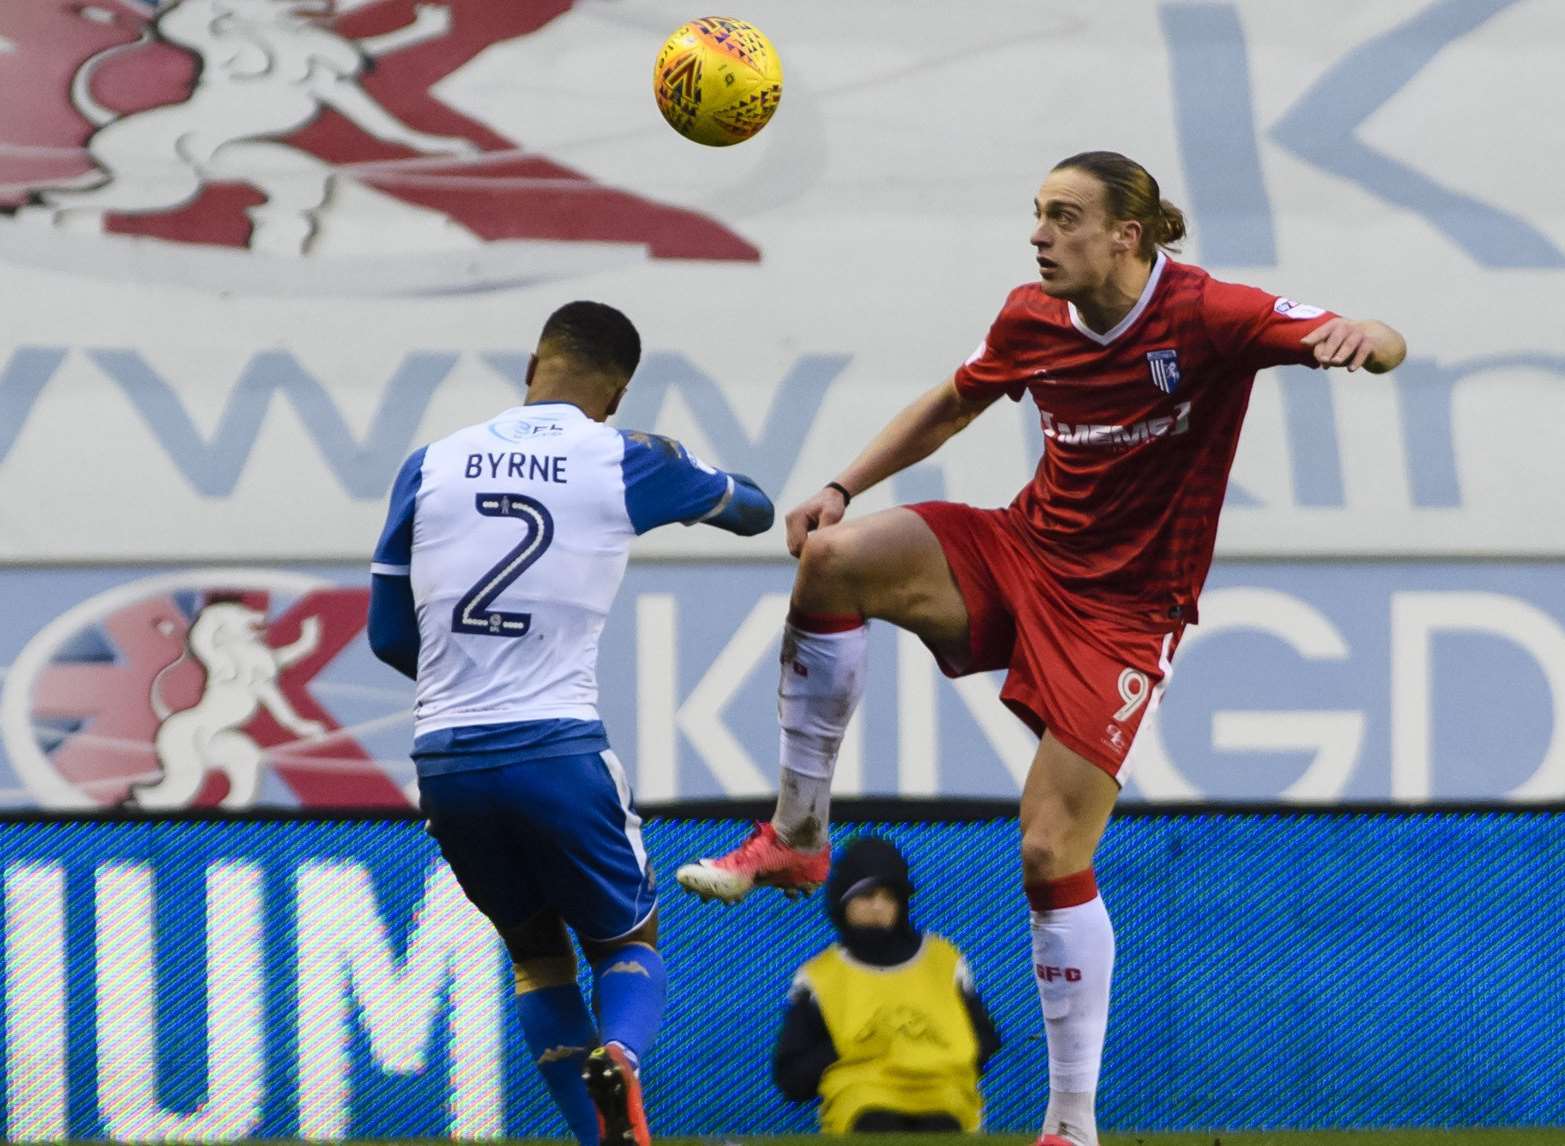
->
[773,836,1001,1132]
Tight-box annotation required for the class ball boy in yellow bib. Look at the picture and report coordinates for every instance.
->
[773,836,1001,1132]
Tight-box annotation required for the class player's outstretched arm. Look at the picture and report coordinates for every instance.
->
[1300,317,1407,374]
[620,430,777,537]
[785,375,995,556]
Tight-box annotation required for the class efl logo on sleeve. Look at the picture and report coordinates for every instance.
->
[1273,298,1327,320]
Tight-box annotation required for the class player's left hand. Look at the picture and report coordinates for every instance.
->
[1300,318,1377,371]
[784,486,847,557]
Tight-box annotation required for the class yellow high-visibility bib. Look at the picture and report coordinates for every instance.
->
[803,935,982,1133]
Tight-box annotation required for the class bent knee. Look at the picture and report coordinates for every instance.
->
[1020,824,1095,884]
[512,952,578,996]
[798,525,864,582]
[1020,830,1065,884]
[503,915,578,995]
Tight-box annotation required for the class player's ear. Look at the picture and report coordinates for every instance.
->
[524,353,538,390]
[1113,218,1141,255]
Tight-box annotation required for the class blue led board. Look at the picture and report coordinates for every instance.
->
[0,811,1560,1137]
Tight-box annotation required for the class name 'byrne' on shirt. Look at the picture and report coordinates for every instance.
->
[464,452,569,483]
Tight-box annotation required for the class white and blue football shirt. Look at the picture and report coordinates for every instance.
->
[370,401,769,770]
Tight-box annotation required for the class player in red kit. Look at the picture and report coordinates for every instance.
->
[677,151,1407,1146]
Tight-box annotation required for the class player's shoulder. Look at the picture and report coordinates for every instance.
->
[1151,256,1215,308]
[616,427,722,477]
[1160,256,1212,284]
[616,427,687,460]
[1146,258,1246,342]
[397,441,432,470]
[1166,259,1290,314]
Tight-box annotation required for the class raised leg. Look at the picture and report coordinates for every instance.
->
[676,507,970,902]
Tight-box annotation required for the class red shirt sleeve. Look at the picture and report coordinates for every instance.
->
[1201,277,1338,371]
[953,291,1033,402]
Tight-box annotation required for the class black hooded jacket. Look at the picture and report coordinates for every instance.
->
[772,837,1002,1102]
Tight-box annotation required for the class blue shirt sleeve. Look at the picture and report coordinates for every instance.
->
[706,472,775,536]
[371,446,427,574]
[618,430,734,534]
[368,573,419,680]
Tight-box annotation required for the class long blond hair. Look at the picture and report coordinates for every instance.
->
[1054,150,1187,260]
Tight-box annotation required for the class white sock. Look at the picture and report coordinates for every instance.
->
[771,613,867,849]
[773,768,833,850]
[1029,875,1114,1146]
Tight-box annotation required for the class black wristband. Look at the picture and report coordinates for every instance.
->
[825,481,853,506]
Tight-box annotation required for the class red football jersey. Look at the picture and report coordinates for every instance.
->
[953,255,1336,627]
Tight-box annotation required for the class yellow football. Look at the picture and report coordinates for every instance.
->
[652,17,783,147]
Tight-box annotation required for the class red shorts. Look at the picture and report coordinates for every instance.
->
[908,501,1183,781]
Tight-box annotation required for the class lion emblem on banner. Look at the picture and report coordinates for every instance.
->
[138,601,327,808]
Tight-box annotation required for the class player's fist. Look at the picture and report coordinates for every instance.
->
[785,486,848,557]
[1300,318,1376,372]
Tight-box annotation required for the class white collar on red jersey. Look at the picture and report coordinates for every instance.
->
[1068,251,1168,346]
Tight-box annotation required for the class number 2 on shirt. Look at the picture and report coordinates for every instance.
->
[451,493,555,638]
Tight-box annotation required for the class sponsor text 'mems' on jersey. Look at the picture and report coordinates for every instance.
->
[368,401,771,769]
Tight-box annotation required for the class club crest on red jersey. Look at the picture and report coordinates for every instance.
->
[1146,348,1181,394]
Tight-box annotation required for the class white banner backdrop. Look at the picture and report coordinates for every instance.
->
[1,0,1563,561]
[3,562,1564,807]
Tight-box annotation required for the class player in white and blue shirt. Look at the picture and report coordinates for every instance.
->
[368,301,772,1146]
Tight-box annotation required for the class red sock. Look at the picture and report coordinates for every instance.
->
[1025,868,1098,912]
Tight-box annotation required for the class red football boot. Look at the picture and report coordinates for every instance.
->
[1037,1130,1094,1146]
[581,1043,650,1146]
[675,821,830,904]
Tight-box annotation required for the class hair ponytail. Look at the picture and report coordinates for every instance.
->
[1154,198,1187,251]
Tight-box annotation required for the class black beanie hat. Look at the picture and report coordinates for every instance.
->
[826,836,921,966]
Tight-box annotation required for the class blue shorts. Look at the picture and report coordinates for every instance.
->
[418,749,655,944]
